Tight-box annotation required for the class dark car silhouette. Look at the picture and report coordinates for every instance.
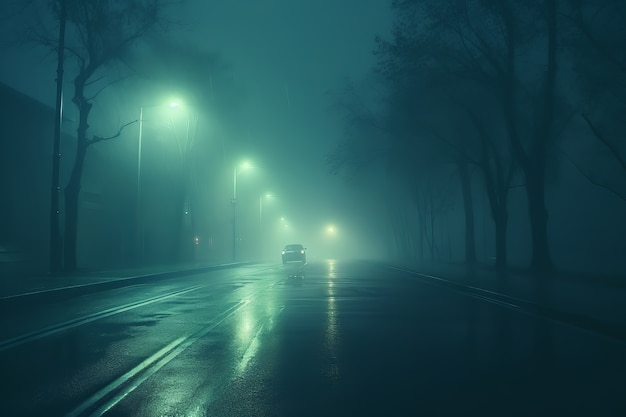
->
[281,244,306,264]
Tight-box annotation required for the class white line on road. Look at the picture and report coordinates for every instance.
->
[0,285,206,352]
[384,265,527,306]
[65,300,250,417]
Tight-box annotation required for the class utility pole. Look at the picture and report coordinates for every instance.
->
[50,0,67,274]
[232,166,237,261]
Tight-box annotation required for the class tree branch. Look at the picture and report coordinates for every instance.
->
[576,5,626,74]
[88,120,138,146]
[560,149,626,203]
[582,113,626,173]
[87,74,132,101]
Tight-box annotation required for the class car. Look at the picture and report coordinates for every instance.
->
[282,244,306,264]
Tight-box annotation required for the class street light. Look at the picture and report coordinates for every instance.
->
[166,101,199,261]
[279,216,291,234]
[259,193,275,260]
[136,101,181,264]
[232,161,253,260]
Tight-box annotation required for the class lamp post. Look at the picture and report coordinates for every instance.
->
[136,101,181,264]
[259,193,274,260]
[49,0,66,274]
[167,102,199,261]
[232,162,253,261]
[231,165,237,261]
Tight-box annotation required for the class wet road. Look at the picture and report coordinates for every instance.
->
[1,260,625,416]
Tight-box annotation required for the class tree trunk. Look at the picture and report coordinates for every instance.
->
[526,0,556,273]
[526,165,553,271]
[414,190,426,261]
[429,193,437,261]
[494,205,508,270]
[457,159,477,266]
[63,140,87,272]
[497,0,556,273]
[64,73,92,272]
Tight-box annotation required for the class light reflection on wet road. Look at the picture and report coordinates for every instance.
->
[1,260,625,416]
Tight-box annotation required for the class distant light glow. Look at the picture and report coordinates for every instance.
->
[239,161,253,170]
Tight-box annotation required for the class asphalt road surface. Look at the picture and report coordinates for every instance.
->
[1,260,625,416]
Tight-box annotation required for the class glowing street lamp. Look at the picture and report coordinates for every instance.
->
[136,100,183,263]
[138,101,181,189]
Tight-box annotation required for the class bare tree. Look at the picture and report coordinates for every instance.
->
[566,0,626,202]
[378,0,567,272]
[327,75,464,265]
[374,1,519,268]
[18,0,176,271]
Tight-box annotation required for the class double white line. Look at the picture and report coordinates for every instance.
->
[0,285,206,353]
[65,299,250,417]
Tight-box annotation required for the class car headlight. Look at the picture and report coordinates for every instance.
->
[282,250,286,255]
[300,250,305,254]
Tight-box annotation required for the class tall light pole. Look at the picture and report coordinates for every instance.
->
[259,193,274,260]
[232,165,239,261]
[232,162,252,261]
[167,103,198,261]
[49,0,67,274]
[136,101,181,264]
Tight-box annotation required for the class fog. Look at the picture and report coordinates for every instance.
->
[1,0,625,277]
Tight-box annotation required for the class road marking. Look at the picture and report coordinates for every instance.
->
[0,285,206,352]
[64,272,287,416]
[382,264,626,344]
[65,300,249,417]
[64,337,185,417]
[385,265,527,307]
[470,294,521,309]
